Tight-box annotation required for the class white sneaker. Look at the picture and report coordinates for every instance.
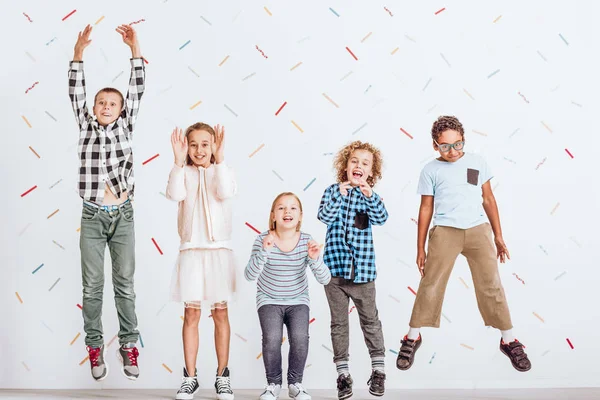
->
[259,383,281,400]
[288,383,311,400]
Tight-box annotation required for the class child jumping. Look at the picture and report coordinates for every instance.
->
[167,123,237,400]
[69,24,145,381]
[395,115,531,373]
[318,141,389,399]
[245,192,331,400]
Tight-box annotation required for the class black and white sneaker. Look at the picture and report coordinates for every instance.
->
[215,367,234,400]
[176,367,200,400]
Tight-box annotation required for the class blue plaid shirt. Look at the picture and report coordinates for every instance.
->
[317,183,388,283]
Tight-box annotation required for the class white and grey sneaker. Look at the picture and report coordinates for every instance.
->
[86,345,108,381]
[259,383,281,400]
[215,367,234,400]
[176,367,200,400]
[288,383,311,400]
[117,344,139,380]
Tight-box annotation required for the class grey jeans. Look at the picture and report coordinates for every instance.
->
[258,304,310,385]
[324,277,385,363]
[80,201,138,347]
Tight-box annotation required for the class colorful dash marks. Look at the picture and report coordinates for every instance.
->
[151,238,163,255]
[62,9,77,21]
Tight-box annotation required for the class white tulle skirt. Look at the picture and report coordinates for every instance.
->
[170,248,237,309]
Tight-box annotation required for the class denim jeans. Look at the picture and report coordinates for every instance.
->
[80,201,138,347]
[258,304,310,385]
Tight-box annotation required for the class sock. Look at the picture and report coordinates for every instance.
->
[335,361,350,377]
[122,342,135,349]
[501,329,515,344]
[407,327,421,340]
[371,357,385,373]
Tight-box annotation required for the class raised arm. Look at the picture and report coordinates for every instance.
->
[245,233,273,281]
[306,239,331,285]
[166,128,187,202]
[68,25,93,130]
[116,25,145,132]
[317,184,347,225]
[211,125,237,199]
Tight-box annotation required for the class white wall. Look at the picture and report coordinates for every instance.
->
[2,0,600,390]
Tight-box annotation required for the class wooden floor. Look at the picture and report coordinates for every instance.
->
[1,388,600,399]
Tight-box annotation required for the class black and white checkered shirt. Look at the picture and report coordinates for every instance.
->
[68,59,145,203]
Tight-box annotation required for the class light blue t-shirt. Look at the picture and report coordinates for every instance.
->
[417,153,492,229]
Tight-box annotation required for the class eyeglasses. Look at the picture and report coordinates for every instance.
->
[434,140,464,153]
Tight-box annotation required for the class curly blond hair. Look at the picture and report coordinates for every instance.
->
[431,116,464,141]
[333,141,383,187]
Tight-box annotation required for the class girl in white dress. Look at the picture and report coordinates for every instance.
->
[166,123,236,400]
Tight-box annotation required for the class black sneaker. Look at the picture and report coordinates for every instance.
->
[500,338,532,372]
[396,334,422,371]
[336,374,353,400]
[176,367,200,400]
[86,345,108,381]
[367,370,386,397]
[215,367,234,400]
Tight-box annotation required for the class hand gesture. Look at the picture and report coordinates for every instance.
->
[495,237,511,263]
[307,240,321,260]
[74,25,93,60]
[416,249,426,277]
[263,232,275,250]
[358,177,373,198]
[212,124,225,163]
[170,128,188,167]
[339,181,352,196]
[116,25,141,58]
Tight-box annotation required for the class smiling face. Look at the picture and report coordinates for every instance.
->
[270,194,303,232]
[187,129,214,168]
[93,91,123,126]
[434,129,465,162]
[345,149,374,186]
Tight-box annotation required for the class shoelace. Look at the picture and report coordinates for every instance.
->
[337,376,351,390]
[123,347,139,366]
[216,376,233,394]
[263,383,278,395]
[292,383,308,394]
[367,372,385,388]
[87,347,101,368]
[178,377,197,393]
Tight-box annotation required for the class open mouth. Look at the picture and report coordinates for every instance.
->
[283,216,294,222]
[352,170,363,179]
[102,113,112,118]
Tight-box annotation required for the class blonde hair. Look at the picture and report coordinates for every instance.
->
[185,122,216,165]
[269,192,303,232]
[333,141,383,187]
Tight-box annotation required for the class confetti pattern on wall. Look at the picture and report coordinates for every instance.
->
[3,0,597,391]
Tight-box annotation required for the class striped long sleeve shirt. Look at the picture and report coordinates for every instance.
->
[245,231,331,310]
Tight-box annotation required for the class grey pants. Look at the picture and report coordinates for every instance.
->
[80,201,139,347]
[258,304,310,385]
[324,277,385,363]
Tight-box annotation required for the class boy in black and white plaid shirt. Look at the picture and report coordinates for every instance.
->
[68,24,145,382]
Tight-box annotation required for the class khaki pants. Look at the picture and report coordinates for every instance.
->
[409,223,513,330]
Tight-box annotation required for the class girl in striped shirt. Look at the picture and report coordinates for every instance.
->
[245,192,331,400]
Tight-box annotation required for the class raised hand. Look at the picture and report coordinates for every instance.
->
[358,176,373,198]
[339,181,352,196]
[73,25,93,61]
[116,25,141,58]
[170,128,188,167]
[263,232,275,250]
[212,124,225,163]
[307,240,321,260]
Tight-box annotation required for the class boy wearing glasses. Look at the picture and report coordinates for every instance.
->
[395,116,531,373]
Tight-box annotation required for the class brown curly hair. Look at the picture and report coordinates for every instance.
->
[185,122,215,165]
[333,141,383,187]
[431,116,465,141]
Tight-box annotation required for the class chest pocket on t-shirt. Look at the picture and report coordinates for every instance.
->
[354,211,369,230]
[467,168,479,186]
